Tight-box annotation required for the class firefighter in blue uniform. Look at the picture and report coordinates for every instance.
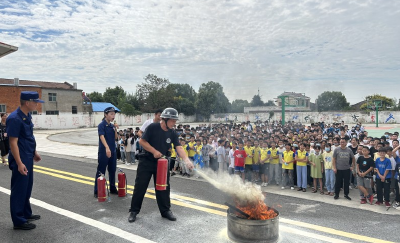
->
[94,107,119,197]
[7,91,43,230]
[128,108,194,223]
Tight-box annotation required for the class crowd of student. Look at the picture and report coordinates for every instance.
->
[115,128,140,165]
[167,120,400,209]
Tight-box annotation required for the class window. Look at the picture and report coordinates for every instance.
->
[46,110,59,115]
[31,111,38,115]
[72,106,77,114]
[49,93,57,102]
[0,104,5,113]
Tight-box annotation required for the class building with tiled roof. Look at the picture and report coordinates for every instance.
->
[0,78,92,115]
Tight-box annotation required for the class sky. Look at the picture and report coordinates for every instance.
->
[0,0,399,105]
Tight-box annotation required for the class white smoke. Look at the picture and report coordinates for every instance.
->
[194,168,265,205]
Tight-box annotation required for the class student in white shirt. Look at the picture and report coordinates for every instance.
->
[138,109,163,137]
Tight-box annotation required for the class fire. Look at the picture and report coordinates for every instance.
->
[235,200,278,220]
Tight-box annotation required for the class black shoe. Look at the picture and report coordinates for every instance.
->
[171,172,176,177]
[334,195,339,200]
[14,222,36,230]
[94,193,98,198]
[162,211,177,221]
[27,215,41,222]
[344,195,352,200]
[110,190,118,195]
[128,212,138,223]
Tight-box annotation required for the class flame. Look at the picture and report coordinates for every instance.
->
[235,200,278,220]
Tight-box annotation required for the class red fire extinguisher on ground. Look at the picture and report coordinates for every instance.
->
[156,157,169,191]
[97,172,109,202]
[118,169,127,197]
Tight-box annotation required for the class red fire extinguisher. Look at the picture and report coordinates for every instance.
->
[156,157,169,191]
[97,172,109,202]
[118,169,127,197]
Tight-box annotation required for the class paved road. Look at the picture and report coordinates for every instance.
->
[0,155,398,243]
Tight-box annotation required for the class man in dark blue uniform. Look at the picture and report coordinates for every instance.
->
[128,108,194,223]
[94,107,119,198]
[7,91,44,230]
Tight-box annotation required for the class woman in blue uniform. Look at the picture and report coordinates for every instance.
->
[94,107,119,198]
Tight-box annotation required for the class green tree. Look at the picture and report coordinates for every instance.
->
[360,94,396,110]
[196,81,230,120]
[125,92,142,112]
[173,96,196,116]
[316,91,350,111]
[119,103,141,116]
[165,83,197,115]
[251,95,264,107]
[136,74,170,112]
[103,86,126,108]
[166,83,196,101]
[145,88,170,112]
[230,99,250,113]
[87,91,104,102]
[265,100,276,106]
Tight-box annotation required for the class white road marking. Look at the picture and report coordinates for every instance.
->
[280,225,352,243]
[0,186,156,243]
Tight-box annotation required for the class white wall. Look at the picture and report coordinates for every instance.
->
[32,112,197,129]
[31,111,398,129]
[209,111,398,124]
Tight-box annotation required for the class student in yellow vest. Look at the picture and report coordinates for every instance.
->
[188,135,196,160]
[268,142,280,185]
[170,143,177,172]
[178,138,191,177]
[195,139,203,155]
[322,143,335,196]
[282,143,295,190]
[252,140,261,183]
[260,141,270,187]
[295,143,309,192]
[244,140,254,181]
[373,143,389,161]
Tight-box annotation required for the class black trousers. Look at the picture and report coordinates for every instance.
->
[0,140,9,157]
[130,157,171,215]
[335,169,350,196]
[376,178,391,203]
[169,157,176,171]
[394,179,400,202]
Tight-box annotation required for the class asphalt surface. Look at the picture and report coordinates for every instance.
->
[0,155,399,243]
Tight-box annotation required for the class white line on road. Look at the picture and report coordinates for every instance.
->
[280,225,352,243]
[0,186,156,243]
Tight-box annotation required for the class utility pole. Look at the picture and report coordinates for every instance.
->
[278,95,288,126]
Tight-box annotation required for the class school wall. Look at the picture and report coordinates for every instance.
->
[209,111,398,124]
[31,112,197,129]
[29,111,399,129]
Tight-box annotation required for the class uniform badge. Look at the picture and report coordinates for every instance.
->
[166,138,171,143]
[23,118,26,120]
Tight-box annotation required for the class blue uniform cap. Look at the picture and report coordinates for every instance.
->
[20,91,44,103]
[104,107,118,113]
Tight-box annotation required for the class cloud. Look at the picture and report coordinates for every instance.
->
[0,0,399,104]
